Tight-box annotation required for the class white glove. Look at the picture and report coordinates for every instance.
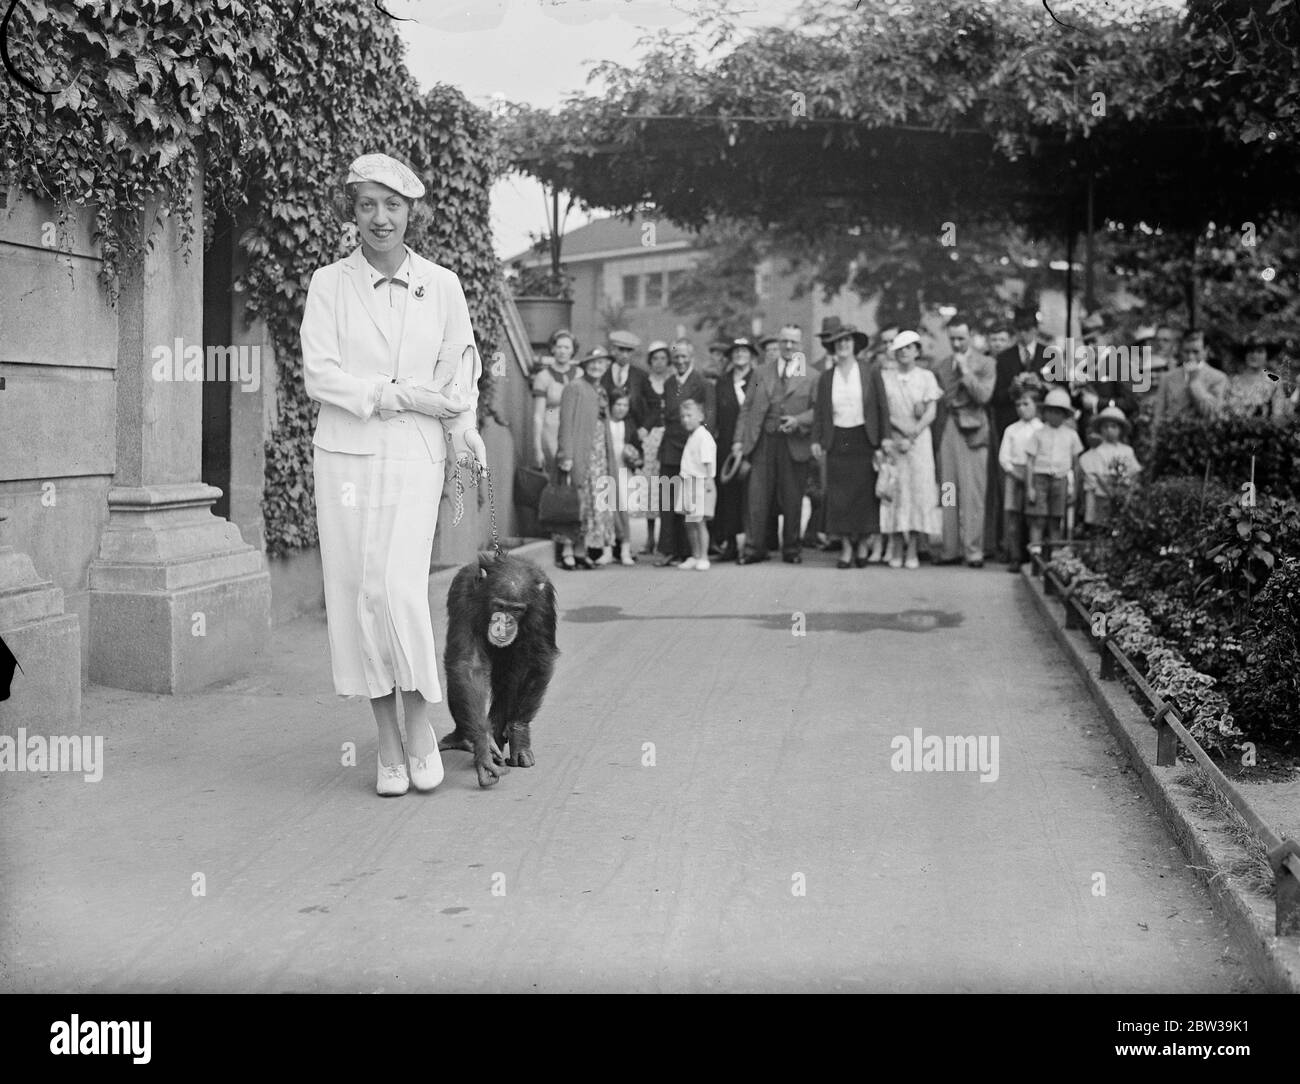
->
[394,380,471,419]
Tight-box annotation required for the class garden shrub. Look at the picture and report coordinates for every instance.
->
[1147,414,1300,503]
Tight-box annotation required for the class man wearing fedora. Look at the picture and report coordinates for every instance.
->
[713,338,760,561]
[933,313,996,567]
[604,329,650,429]
[736,324,818,564]
[989,305,1053,560]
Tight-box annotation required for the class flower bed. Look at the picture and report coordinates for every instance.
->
[1047,551,1243,755]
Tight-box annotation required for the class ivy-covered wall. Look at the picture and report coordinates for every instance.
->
[1,0,506,557]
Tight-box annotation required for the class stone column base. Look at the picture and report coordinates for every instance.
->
[88,483,271,693]
[0,546,82,734]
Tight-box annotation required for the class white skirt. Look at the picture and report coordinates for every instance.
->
[313,418,444,701]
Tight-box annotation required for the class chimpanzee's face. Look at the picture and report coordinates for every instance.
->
[479,556,552,648]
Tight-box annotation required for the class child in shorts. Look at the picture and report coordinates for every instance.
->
[998,391,1043,569]
[1078,404,1141,534]
[676,399,717,571]
[1025,388,1083,554]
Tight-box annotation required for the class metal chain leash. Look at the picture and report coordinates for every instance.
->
[450,456,503,559]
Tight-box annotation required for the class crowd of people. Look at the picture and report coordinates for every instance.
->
[528,308,1297,572]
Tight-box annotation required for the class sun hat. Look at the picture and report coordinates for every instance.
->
[889,330,922,353]
[824,323,871,352]
[346,153,425,198]
[1042,387,1073,413]
[1088,404,1131,434]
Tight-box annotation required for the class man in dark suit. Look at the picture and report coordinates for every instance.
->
[988,306,1052,559]
[603,331,652,430]
[713,338,759,561]
[736,324,818,564]
[656,339,716,565]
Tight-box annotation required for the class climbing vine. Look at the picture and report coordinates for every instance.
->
[1,0,506,556]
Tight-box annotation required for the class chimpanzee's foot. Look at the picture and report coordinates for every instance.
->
[507,724,534,767]
[507,748,535,768]
[438,729,474,753]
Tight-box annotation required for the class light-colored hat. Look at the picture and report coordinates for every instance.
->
[720,447,751,484]
[608,330,641,349]
[346,153,425,199]
[645,339,671,357]
[1134,324,1157,343]
[1042,387,1073,412]
[1089,404,1130,433]
[890,330,922,353]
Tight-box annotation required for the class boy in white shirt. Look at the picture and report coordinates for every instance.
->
[1025,388,1084,555]
[998,391,1043,570]
[677,399,717,570]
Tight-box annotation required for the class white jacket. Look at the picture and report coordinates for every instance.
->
[300,246,480,462]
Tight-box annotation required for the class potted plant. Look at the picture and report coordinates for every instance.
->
[510,243,574,350]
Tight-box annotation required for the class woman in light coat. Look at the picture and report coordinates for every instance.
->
[301,153,486,797]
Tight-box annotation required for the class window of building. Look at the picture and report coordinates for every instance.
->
[622,274,640,306]
[644,271,664,308]
[666,269,685,307]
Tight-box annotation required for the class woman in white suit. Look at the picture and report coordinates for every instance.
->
[301,153,487,797]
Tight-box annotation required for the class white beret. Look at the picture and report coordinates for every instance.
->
[890,330,922,353]
[346,153,426,199]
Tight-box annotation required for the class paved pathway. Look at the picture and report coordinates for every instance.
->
[0,542,1260,992]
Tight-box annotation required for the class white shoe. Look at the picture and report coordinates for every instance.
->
[679,557,699,570]
[377,753,410,797]
[595,551,615,566]
[694,558,710,570]
[407,724,445,792]
[619,543,634,566]
[904,555,920,570]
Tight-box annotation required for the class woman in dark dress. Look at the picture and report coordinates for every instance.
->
[712,338,758,560]
[811,324,890,568]
[638,342,673,555]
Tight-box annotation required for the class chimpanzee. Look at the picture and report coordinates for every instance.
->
[439,551,559,787]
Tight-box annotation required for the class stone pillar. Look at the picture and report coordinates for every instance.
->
[88,183,271,693]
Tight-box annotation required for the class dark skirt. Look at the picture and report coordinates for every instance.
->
[825,425,878,536]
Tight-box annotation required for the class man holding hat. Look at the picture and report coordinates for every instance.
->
[713,338,760,560]
[603,329,650,429]
[736,325,818,564]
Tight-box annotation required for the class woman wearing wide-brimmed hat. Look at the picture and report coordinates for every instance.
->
[557,346,618,569]
[713,337,759,560]
[877,330,942,569]
[301,152,486,797]
[811,323,891,568]
[1225,333,1292,419]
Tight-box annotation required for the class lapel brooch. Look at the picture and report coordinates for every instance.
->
[413,284,425,299]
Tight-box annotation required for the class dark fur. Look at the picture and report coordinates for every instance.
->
[439,552,559,787]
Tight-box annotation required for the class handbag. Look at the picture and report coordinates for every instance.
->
[513,465,549,510]
[874,449,899,502]
[537,471,581,531]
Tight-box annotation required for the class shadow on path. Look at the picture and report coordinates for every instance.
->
[562,605,963,633]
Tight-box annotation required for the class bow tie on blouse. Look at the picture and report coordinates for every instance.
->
[374,276,409,289]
